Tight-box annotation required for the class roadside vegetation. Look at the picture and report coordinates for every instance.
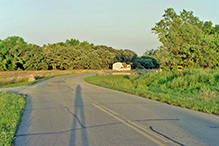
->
[146,8,219,70]
[1,7,219,145]
[0,36,158,72]
[0,92,26,146]
[85,68,219,115]
[0,70,98,88]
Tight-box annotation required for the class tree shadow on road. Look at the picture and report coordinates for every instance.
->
[69,84,89,146]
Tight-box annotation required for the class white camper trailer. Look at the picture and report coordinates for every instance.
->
[112,62,131,71]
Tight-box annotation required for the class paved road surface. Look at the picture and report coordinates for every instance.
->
[1,74,219,146]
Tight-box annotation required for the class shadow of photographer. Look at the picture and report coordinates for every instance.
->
[69,84,89,146]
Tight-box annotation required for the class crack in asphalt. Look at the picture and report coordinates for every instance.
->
[65,106,86,128]
[149,126,186,146]
[15,122,124,137]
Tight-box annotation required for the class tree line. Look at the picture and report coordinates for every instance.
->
[3,8,214,71]
[0,36,159,71]
[145,8,219,70]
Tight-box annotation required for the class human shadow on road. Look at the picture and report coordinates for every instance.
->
[69,84,89,146]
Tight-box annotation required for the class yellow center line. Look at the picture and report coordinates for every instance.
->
[97,104,170,143]
[99,105,119,115]
[98,104,171,143]
[92,103,166,146]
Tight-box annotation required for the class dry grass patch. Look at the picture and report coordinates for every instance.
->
[0,70,102,87]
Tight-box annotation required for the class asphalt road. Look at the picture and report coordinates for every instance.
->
[1,73,219,146]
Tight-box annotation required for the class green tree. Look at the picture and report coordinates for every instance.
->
[65,38,80,47]
[151,8,219,69]
[202,21,213,35]
[0,36,30,70]
[24,45,48,70]
[114,49,137,64]
[96,48,115,69]
[132,56,159,69]
[92,45,117,69]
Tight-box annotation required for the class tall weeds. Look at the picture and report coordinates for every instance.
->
[0,70,98,87]
[85,68,219,115]
[0,76,30,86]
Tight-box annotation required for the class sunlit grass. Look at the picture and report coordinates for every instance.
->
[0,92,26,146]
[0,70,100,88]
[85,68,219,115]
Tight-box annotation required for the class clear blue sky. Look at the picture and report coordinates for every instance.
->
[1,0,219,56]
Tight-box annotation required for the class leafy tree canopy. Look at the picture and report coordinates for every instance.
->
[151,8,219,70]
[1,36,158,71]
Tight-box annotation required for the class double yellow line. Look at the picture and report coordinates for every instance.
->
[93,103,170,146]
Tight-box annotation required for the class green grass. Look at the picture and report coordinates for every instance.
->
[85,68,219,115]
[0,92,26,146]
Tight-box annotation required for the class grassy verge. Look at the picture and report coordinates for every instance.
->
[0,80,39,89]
[0,70,99,88]
[85,68,219,115]
[0,92,26,146]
